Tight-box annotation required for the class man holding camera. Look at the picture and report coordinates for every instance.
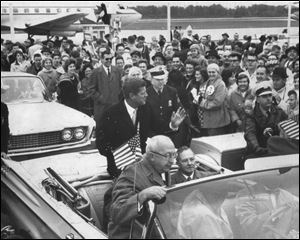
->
[244,82,287,158]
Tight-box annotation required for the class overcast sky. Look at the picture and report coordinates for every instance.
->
[2,1,292,8]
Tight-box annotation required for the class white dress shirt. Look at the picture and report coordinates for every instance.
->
[124,100,137,124]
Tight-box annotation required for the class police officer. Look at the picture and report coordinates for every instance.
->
[147,66,186,147]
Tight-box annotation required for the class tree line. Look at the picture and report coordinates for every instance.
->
[133,4,288,19]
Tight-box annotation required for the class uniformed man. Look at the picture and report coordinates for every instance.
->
[147,67,186,147]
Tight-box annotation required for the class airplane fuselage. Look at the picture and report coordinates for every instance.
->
[1,5,142,36]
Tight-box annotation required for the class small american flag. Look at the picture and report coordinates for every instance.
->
[113,133,143,170]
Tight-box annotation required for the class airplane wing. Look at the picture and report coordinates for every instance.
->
[17,12,87,35]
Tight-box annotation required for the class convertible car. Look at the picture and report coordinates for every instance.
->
[1,72,95,158]
[1,149,298,239]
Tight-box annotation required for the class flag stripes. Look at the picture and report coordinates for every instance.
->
[113,133,143,170]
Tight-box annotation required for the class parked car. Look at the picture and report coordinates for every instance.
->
[1,149,298,239]
[1,72,95,158]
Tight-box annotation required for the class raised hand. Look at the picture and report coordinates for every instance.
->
[170,107,186,129]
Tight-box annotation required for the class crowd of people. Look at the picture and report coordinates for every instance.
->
[1,28,299,162]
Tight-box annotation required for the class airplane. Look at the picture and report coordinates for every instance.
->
[1,2,142,37]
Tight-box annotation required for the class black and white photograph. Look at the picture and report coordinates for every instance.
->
[1,1,299,239]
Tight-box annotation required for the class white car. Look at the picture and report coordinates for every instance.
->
[1,72,95,158]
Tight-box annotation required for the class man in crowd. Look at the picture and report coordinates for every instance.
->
[171,146,212,184]
[244,82,287,157]
[272,67,291,113]
[229,52,243,77]
[108,135,177,238]
[89,48,122,124]
[244,52,258,89]
[136,35,150,64]
[26,53,43,75]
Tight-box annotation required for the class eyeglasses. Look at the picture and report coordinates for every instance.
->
[151,151,178,161]
[105,58,113,61]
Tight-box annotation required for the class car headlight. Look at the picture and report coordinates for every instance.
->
[74,127,86,140]
[62,129,73,141]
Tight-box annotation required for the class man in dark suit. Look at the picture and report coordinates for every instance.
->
[171,146,212,184]
[88,47,122,124]
[97,78,186,178]
[1,86,10,159]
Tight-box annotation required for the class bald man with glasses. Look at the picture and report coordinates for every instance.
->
[108,135,178,239]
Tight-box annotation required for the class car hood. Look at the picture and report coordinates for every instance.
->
[8,102,95,135]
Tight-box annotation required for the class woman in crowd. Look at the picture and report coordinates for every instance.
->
[198,63,231,136]
[221,68,237,96]
[138,59,152,88]
[190,66,209,136]
[79,63,94,116]
[57,59,80,110]
[38,57,59,99]
[10,50,31,72]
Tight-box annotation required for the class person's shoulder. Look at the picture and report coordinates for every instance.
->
[164,85,177,94]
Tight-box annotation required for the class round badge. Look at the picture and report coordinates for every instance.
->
[206,85,215,95]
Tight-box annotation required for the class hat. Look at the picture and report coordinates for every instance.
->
[205,50,221,60]
[285,46,298,56]
[255,83,273,97]
[152,52,166,63]
[149,66,168,80]
[130,50,141,57]
[222,33,229,38]
[278,119,299,140]
[190,44,200,51]
[272,67,288,79]
[207,63,220,74]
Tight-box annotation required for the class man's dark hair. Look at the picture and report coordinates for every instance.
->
[176,146,191,162]
[272,45,281,51]
[82,63,94,74]
[137,35,145,41]
[288,89,298,98]
[33,53,42,59]
[101,48,112,59]
[257,65,270,75]
[52,51,61,58]
[244,52,257,59]
[229,52,242,61]
[184,58,196,67]
[122,78,146,99]
[138,59,148,67]
[115,56,124,62]
[116,43,125,50]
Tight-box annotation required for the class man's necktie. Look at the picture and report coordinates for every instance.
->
[186,176,192,182]
[107,67,111,77]
[132,109,137,125]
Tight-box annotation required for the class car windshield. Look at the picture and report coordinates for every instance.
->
[1,76,48,103]
[156,166,299,239]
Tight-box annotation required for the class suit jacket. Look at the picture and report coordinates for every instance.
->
[88,65,122,123]
[245,103,287,150]
[146,85,180,137]
[1,102,10,154]
[171,169,212,185]
[96,100,150,178]
[108,159,165,239]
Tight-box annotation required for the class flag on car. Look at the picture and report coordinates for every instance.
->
[113,133,143,170]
